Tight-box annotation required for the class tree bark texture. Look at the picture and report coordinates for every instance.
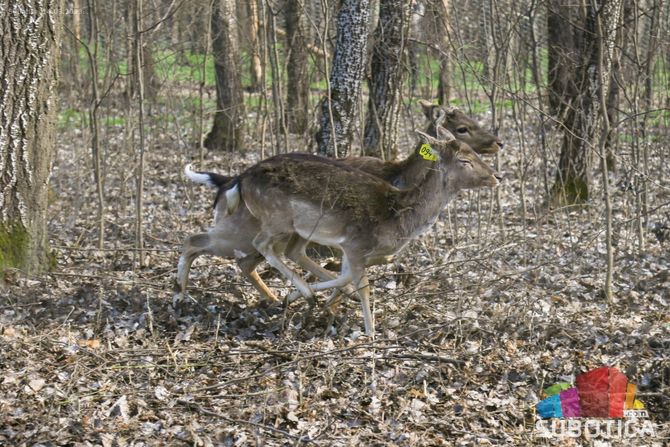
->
[0,0,62,272]
[286,0,310,134]
[205,0,245,152]
[316,0,370,158]
[547,0,578,116]
[363,0,411,158]
[549,0,622,206]
[246,0,263,92]
[126,0,158,101]
[433,0,451,105]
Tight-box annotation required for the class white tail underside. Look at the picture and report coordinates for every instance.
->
[184,164,216,186]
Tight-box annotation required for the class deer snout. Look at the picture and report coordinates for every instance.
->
[481,139,503,155]
[492,172,503,186]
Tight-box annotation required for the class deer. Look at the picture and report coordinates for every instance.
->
[175,101,503,309]
[340,100,502,188]
[212,127,500,337]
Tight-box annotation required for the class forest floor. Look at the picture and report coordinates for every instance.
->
[1,105,669,446]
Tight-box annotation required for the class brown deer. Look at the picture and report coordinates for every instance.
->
[215,128,499,336]
[339,100,501,188]
[175,101,502,308]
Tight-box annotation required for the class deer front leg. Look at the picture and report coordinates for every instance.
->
[253,231,314,300]
[302,252,354,292]
[319,256,373,337]
[284,235,359,298]
[352,270,373,337]
[284,252,357,310]
[284,235,346,309]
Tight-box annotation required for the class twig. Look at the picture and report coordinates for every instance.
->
[381,353,465,366]
[176,398,309,443]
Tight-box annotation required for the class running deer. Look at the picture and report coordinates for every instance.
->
[175,102,503,307]
[220,128,500,336]
[339,100,502,188]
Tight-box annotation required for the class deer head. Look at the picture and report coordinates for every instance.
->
[417,99,503,154]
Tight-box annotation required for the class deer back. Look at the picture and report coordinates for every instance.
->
[239,153,403,227]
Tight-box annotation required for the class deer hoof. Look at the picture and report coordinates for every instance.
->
[172,292,184,309]
[287,289,303,303]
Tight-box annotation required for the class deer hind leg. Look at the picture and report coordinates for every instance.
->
[236,252,279,303]
[174,232,214,306]
[176,232,278,305]
[253,231,314,300]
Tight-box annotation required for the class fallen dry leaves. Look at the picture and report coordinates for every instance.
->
[1,108,668,446]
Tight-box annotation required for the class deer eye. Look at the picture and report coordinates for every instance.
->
[458,158,473,167]
[456,126,468,134]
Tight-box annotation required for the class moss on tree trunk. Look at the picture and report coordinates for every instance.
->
[549,175,589,207]
[0,224,29,271]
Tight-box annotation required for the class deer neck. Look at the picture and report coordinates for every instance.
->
[390,149,432,189]
[390,154,450,240]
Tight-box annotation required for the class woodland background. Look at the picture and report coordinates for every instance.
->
[0,0,669,445]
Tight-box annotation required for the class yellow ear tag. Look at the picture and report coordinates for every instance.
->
[419,143,438,161]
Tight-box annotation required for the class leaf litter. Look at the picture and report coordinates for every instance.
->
[0,109,668,446]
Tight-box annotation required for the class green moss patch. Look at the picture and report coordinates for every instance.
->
[0,223,30,272]
[549,176,589,207]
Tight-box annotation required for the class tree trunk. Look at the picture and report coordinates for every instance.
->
[316,0,370,158]
[0,0,62,273]
[363,0,411,158]
[407,1,422,96]
[547,0,578,116]
[205,0,245,152]
[286,0,310,134]
[549,1,596,205]
[246,0,263,92]
[478,0,495,82]
[434,0,451,105]
[126,0,158,101]
[549,0,622,206]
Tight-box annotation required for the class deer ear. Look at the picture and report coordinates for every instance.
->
[418,99,440,121]
[436,126,456,142]
[434,109,447,127]
[415,129,440,146]
[444,106,458,116]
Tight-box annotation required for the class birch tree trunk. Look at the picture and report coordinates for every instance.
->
[0,0,62,272]
[205,0,245,152]
[363,0,410,158]
[316,0,370,157]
